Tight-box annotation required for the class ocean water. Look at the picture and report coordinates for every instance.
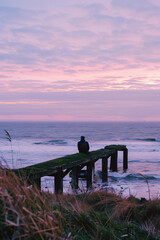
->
[0,121,160,199]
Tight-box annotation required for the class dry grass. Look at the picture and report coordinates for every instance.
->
[0,167,160,239]
[0,167,65,239]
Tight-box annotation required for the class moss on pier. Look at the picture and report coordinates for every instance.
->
[14,152,83,176]
[105,144,126,150]
[14,148,112,177]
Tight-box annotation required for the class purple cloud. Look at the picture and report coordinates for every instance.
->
[0,0,160,120]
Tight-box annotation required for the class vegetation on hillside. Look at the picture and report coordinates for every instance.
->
[0,167,160,240]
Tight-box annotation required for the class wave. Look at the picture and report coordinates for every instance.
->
[121,173,157,181]
[135,138,160,142]
[34,140,68,145]
[96,171,159,181]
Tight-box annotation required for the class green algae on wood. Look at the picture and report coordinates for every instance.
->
[105,145,126,150]
[12,146,128,193]
[13,148,115,179]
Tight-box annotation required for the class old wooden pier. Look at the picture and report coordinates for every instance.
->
[14,145,128,194]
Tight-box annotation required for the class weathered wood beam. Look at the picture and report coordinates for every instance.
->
[62,168,72,178]
[27,177,41,190]
[123,148,128,170]
[71,166,79,191]
[102,157,108,182]
[110,151,118,172]
[92,162,95,177]
[54,168,63,194]
[34,178,41,189]
[87,162,93,189]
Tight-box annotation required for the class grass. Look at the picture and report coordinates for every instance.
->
[4,129,14,168]
[0,167,160,240]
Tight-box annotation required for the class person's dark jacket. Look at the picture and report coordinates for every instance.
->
[78,140,89,154]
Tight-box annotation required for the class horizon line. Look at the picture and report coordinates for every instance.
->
[0,120,160,123]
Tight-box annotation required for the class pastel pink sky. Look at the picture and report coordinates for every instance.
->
[0,0,160,121]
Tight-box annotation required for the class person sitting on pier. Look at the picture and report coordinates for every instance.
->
[78,136,90,154]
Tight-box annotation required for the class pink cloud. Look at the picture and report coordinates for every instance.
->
[0,0,160,121]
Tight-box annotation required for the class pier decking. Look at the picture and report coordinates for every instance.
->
[14,145,128,194]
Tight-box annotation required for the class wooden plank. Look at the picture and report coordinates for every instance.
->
[102,157,108,182]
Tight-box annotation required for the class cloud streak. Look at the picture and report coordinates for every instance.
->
[0,0,160,120]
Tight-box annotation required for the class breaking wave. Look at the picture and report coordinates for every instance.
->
[96,171,159,181]
[34,140,68,145]
[135,138,160,142]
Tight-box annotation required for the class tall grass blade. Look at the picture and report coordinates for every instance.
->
[4,129,14,168]
[4,129,12,142]
[137,173,151,200]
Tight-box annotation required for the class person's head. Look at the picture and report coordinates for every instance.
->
[81,136,85,141]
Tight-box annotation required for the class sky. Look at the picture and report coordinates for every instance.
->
[0,0,160,121]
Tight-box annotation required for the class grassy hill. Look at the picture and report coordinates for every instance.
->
[0,167,159,240]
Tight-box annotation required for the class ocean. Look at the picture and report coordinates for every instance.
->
[0,121,160,199]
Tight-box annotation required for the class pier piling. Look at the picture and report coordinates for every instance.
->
[34,178,41,189]
[102,157,108,182]
[87,162,93,189]
[55,168,63,194]
[71,166,79,191]
[123,148,128,170]
[110,151,118,172]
